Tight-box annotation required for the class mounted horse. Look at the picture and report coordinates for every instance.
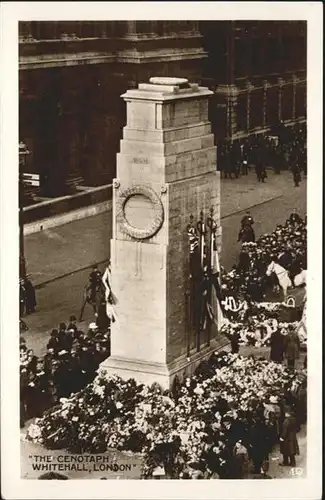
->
[266,260,293,301]
[79,281,105,322]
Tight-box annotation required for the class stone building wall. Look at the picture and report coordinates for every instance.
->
[19,20,306,197]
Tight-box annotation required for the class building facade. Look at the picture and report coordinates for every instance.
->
[19,21,306,197]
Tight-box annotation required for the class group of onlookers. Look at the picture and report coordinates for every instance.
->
[20,317,110,427]
[217,122,306,184]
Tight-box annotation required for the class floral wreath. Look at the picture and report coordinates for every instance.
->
[117,185,164,240]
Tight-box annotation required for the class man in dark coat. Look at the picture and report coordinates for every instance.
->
[291,157,301,187]
[24,277,37,314]
[230,330,240,354]
[270,329,285,363]
[47,330,60,353]
[280,411,300,466]
[238,225,255,244]
[238,250,250,273]
[249,416,271,474]
[284,328,300,369]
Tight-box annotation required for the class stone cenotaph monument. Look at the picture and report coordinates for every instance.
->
[101,77,222,389]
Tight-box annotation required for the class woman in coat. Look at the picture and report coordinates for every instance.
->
[280,411,300,466]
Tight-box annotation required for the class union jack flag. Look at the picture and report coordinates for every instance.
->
[187,225,199,254]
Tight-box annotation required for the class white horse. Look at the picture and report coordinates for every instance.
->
[293,269,307,287]
[266,261,293,301]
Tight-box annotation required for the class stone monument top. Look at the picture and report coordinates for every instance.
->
[121,76,212,101]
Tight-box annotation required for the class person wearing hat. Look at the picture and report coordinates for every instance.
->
[279,409,300,466]
[58,322,73,351]
[288,209,303,226]
[55,350,71,399]
[47,329,60,353]
[241,211,254,229]
[26,349,38,375]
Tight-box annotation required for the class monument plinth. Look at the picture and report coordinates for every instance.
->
[101,77,223,389]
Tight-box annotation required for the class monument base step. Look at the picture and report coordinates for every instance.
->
[100,336,230,390]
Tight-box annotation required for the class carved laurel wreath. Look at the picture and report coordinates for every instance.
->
[117,185,164,240]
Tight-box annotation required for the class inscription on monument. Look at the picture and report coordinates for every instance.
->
[133,157,149,165]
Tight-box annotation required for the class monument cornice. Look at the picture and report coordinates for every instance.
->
[121,88,213,103]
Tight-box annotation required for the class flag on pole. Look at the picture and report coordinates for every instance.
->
[187,226,199,253]
[207,282,227,331]
[102,265,118,305]
[210,233,221,278]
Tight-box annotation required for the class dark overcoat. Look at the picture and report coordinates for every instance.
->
[270,330,285,362]
[280,415,300,456]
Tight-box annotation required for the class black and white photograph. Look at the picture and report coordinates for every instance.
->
[0,2,322,499]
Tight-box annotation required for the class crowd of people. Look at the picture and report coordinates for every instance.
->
[20,317,110,427]
[221,210,307,302]
[217,122,306,185]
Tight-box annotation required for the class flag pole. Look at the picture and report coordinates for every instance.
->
[196,210,205,352]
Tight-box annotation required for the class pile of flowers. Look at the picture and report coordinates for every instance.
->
[26,352,303,479]
[219,297,306,348]
[220,318,306,348]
